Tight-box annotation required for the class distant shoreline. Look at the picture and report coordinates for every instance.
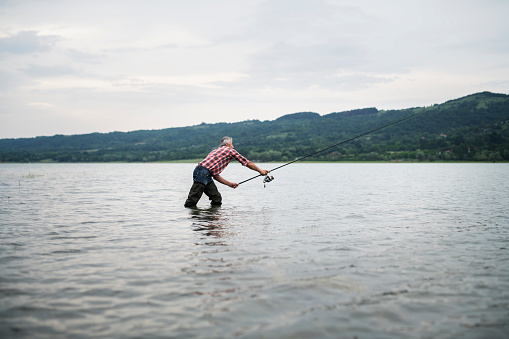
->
[1,160,507,164]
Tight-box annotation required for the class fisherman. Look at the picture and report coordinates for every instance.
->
[184,136,269,207]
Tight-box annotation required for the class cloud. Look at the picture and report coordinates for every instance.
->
[241,42,368,90]
[26,102,54,109]
[0,31,60,55]
[0,0,12,7]
[66,49,104,64]
[21,64,76,77]
[0,69,23,90]
[251,42,366,76]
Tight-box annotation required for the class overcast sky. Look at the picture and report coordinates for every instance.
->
[1,0,508,139]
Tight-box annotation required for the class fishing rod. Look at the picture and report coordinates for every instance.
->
[238,111,422,185]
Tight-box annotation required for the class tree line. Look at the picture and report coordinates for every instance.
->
[1,92,508,163]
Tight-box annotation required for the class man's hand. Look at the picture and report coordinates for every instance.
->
[214,174,238,188]
[247,162,270,176]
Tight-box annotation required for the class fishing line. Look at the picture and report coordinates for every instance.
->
[238,111,422,185]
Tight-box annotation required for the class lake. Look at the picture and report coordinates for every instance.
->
[1,163,508,338]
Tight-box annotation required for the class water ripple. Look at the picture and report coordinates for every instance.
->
[0,163,508,338]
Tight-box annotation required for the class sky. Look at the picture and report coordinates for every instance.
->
[1,0,508,139]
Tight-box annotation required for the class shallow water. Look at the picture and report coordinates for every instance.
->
[1,163,508,338]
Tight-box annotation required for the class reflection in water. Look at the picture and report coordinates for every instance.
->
[189,206,230,245]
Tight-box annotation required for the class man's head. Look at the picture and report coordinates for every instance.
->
[219,136,233,148]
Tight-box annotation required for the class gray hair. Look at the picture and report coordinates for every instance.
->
[219,136,232,147]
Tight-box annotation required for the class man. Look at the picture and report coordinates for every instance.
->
[184,136,269,207]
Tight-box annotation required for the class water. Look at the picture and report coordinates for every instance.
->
[1,163,508,338]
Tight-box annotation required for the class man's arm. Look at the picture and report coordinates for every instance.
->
[213,174,239,189]
[246,161,269,176]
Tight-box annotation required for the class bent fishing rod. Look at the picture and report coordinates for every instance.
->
[238,111,421,185]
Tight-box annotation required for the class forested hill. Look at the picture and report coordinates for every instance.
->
[1,91,509,162]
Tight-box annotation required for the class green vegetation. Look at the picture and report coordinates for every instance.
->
[1,92,508,163]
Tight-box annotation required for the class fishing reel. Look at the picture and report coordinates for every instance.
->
[263,174,274,188]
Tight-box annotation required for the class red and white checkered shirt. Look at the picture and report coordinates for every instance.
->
[199,146,249,176]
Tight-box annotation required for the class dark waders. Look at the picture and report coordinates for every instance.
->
[184,181,222,207]
[184,166,222,207]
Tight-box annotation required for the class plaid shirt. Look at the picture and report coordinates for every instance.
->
[199,146,249,176]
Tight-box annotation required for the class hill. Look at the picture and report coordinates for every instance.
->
[1,91,508,162]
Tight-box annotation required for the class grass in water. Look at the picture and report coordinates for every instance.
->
[22,173,43,178]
